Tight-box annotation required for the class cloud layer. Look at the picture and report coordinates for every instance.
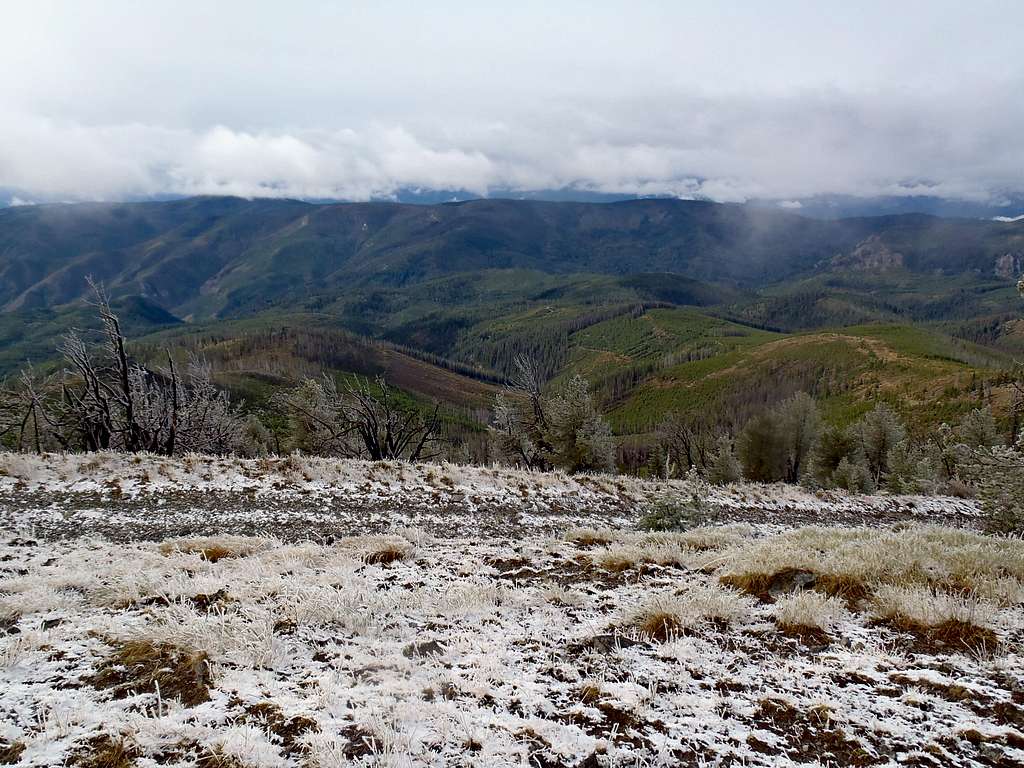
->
[2,2,1022,204]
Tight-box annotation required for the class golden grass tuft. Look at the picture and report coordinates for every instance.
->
[566,528,615,548]
[578,683,603,704]
[88,639,211,707]
[719,568,813,602]
[814,573,872,608]
[363,543,411,565]
[871,584,1000,653]
[196,749,247,768]
[159,536,269,563]
[881,615,999,654]
[635,611,687,642]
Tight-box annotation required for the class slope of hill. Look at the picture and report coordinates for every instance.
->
[2,196,1020,456]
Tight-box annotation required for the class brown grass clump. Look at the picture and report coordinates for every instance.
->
[777,623,832,646]
[69,735,140,768]
[635,611,686,643]
[159,536,268,563]
[719,568,815,602]
[363,543,410,565]
[195,545,235,563]
[871,585,1000,654]
[88,639,211,707]
[595,552,636,573]
[578,683,603,704]
[929,619,999,652]
[880,616,1000,654]
[196,749,246,768]
[566,528,615,548]
[814,574,872,609]
[0,741,25,766]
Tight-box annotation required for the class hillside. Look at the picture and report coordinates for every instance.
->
[1,197,1021,457]
[1,197,1021,318]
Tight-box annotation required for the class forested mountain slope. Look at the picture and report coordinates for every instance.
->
[2,197,1021,452]
[2,197,1021,319]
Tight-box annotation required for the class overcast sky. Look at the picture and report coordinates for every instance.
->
[2,1,1022,204]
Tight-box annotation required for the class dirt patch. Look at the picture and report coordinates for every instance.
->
[874,617,999,654]
[88,639,211,707]
[777,622,832,648]
[242,701,318,754]
[753,698,882,766]
[338,724,383,760]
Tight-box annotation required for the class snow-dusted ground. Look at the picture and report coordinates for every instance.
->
[0,452,982,540]
[1,453,1020,768]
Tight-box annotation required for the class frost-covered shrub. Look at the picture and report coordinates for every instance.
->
[491,361,615,473]
[960,431,1024,535]
[849,403,906,486]
[830,456,875,494]
[885,439,943,495]
[707,435,742,485]
[638,469,718,531]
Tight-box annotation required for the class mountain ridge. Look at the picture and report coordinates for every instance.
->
[2,197,1022,321]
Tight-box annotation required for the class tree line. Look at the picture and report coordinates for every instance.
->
[3,279,1022,533]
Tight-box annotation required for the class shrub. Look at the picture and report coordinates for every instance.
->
[961,432,1024,535]
[850,403,906,485]
[737,413,787,482]
[830,456,874,493]
[638,470,718,531]
[707,436,742,485]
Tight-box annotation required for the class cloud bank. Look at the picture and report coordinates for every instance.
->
[1,2,1022,205]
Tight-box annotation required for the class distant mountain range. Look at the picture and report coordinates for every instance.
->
[1,195,1022,445]
[2,196,1021,316]
[4,189,1023,221]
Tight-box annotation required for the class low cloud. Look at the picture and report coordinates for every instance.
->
[3,87,1021,206]
[1,2,1022,206]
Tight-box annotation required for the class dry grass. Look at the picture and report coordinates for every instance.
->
[578,683,603,704]
[196,748,247,768]
[88,639,211,707]
[773,591,848,644]
[69,734,139,768]
[814,573,873,608]
[625,584,754,641]
[870,585,1000,652]
[718,525,1024,611]
[565,528,615,547]
[362,541,413,565]
[0,741,25,765]
[719,568,816,602]
[159,536,270,562]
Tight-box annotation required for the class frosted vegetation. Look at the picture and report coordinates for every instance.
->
[2,514,1023,767]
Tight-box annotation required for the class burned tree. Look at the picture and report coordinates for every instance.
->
[490,354,615,473]
[2,280,248,456]
[277,374,441,461]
